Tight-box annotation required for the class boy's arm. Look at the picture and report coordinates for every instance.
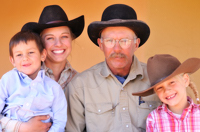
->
[48,85,67,132]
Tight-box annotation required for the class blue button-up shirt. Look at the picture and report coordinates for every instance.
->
[0,68,67,132]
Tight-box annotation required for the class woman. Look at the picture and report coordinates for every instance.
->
[0,5,84,132]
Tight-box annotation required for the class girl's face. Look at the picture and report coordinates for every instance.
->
[41,26,73,64]
[154,74,190,112]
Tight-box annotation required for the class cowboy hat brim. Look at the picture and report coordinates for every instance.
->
[132,58,200,96]
[21,15,84,39]
[87,19,150,47]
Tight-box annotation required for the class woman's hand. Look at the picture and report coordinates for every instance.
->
[19,115,52,132]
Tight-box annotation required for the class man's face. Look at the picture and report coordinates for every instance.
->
[97,27,140,75]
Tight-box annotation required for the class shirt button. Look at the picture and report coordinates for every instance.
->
[123,108,126,110]
[126,125,129,128]
[26,103,29,106]
[98,109,101,112]
[149,105,152,107]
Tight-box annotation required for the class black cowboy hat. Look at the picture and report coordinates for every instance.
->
[132,54,200,96]
[21,5,84,39]
[87,4,150,47]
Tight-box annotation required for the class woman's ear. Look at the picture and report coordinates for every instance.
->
[41,49,47,62]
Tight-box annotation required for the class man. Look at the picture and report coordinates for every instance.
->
[66,4,160,132]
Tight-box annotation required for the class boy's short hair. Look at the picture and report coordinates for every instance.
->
[9,31,44,57]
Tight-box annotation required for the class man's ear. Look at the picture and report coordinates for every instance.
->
[133,38,140,52]
[9,56,15,67]
[97,38,103,51]
[41,49,47,62]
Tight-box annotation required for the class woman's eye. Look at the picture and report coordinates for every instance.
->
[46,37,54,40]
[62,35,68,38]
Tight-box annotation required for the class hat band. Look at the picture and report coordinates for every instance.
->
[151,76,167,87]
[46,20,65,24]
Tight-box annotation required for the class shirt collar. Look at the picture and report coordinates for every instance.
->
[16,68,45,83]
[42,60,73,74]
[100,55,144,80]
[158,96,197,112]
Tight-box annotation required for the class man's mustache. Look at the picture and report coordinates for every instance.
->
[110,53,126,58]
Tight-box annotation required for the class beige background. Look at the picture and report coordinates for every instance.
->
[0,0,200,100]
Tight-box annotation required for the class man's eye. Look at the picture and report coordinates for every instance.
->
[16,54,22,57]
[106,39,113,43]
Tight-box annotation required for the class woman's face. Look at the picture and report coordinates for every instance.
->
[41,26,73,64]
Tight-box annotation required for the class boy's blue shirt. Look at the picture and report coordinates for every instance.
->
[0,68,67,132]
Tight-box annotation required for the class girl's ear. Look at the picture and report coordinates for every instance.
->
[9,56,15,67]
[41,49,47,62]
[183,73,190,87]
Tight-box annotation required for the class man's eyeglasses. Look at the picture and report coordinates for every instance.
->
[100,38,137,49]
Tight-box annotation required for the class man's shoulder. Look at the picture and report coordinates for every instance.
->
[73,61,105,79]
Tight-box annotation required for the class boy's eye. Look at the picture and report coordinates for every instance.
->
[29,52,34,54]
[16,54,22,57]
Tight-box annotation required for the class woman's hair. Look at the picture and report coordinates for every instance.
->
[9,30,44,57]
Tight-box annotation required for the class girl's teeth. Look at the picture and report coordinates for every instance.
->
[166,94,175,99]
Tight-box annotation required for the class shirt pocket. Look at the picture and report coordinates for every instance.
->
[32,93,54,111]
[136,95,160,129]
[86,103,114,132]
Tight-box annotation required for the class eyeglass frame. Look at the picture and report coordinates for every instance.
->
[100,37,138,49]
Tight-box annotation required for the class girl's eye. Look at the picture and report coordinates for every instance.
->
[170,81,175,85]
[156,87,163,91]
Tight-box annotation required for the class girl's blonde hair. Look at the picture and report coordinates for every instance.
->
[188,81,200,104]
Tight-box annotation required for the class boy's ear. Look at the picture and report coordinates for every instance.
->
[9,56,15,67]
[183,73,190,87]
[41,49,47,62]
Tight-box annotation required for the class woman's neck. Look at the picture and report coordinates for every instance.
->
[45,60,66,82]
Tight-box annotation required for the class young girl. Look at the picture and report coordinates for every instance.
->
[132,54,200,132]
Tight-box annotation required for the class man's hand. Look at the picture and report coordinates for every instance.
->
[19,115,52,132]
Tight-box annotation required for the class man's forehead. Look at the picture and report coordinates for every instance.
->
[100,26,136,37]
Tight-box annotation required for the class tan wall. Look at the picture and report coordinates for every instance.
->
[0,0,200,100]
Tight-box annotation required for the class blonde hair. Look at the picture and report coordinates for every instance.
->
[188,81,200,104]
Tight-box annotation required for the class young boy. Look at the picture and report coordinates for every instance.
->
[132,54,200,131]
[0,31,67,132]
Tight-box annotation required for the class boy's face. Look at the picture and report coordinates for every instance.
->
[154,74,190,111]
[10,40,46,80]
